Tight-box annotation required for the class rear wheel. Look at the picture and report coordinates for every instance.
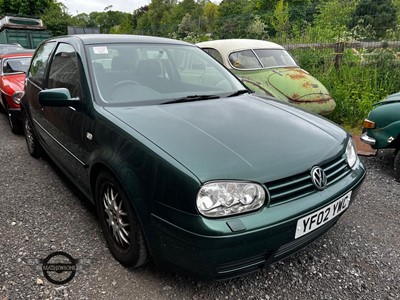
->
[7,104,22,134]
[22,111,42,158]
[394,149,400,182]
[95,171,148,267]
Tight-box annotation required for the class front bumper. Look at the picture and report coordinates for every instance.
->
[148,161,366,280]
[361,132,376,146]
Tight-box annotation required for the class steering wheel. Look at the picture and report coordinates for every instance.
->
[112,80,140,89]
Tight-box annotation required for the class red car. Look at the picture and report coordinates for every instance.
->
[0,48,33,133]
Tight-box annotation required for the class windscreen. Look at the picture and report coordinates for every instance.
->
[2,57,31,74]
[87,43,245,105]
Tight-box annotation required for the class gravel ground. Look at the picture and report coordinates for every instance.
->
[0,114,399,300]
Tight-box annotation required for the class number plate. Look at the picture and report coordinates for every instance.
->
[295,191,352,239]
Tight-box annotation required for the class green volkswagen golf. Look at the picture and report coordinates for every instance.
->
[20,35,365,280]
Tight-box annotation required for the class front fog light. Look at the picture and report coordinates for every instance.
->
[196,181,266,218]
[345,138,358,168]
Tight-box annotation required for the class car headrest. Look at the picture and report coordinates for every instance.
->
[137,60,162,77]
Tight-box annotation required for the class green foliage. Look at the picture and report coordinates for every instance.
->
[303,0,357,42]
[247,15,268,39]
[214,0,253,38]
[272,0,290,39]
[41,2,72,36]
[203,2,219,32]
[136,0,175,36]
[87,10,130,34]
[349,0,398,40]
[0,0,53,16]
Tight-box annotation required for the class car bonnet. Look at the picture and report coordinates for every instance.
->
[254,67,333,102]
[105,95,347,183]
[0,74,25,95]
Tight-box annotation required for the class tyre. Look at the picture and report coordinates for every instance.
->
[7,104,22,134]
[95,171,148,267]
[22,111,42,158]
[0,95,7,114]
[394,149,400,182]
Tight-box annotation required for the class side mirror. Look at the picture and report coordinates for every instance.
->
[39,88,79,108]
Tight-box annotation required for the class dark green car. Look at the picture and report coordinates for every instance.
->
[362,92,400,180]
[20,35,365,280]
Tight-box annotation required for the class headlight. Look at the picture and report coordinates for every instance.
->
[345,138,358,168]
[196,181,266,218]
[12,91,24,105]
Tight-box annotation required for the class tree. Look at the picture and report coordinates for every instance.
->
[41,2,72,36]
[87,9,130,34]
[136,0,176,36]
[306,0,358,41]
[204,1,219,31]
[247,15,268,39]
[0,0,53,16]
[349,0,398,39]
[214,0,253,38]
[271,0,289,38]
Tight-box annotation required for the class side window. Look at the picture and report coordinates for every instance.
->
[202,48,224,64]
[29,42,56,86]
[47,43,82,98]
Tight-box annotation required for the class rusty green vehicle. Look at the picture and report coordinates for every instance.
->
[197,39,336,115]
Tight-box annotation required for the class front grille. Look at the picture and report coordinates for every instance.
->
[266,155,351,205]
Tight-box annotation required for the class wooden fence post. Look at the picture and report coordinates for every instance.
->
[334,42,345,71]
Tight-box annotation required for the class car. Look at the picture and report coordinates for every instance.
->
[0,48,33,133]
[0,43,25,53]
[21,34,365,280]
[361,92,400,180]
[196,39,336,115]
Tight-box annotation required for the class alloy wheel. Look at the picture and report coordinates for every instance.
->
[102,183,130,250]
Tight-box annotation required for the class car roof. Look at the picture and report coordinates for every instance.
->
[49,34,194,46]
[196,39,285,57]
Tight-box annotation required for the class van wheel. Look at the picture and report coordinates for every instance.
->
[95,171,148,267]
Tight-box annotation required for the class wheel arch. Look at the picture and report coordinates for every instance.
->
[89,161,154,258]
[89,161,149,222]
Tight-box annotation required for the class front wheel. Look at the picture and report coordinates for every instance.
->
[22,111,42,158]
[7,104,22,134]
[95,172,148,267]
[394,149,400,182]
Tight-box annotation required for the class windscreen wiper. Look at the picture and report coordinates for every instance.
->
[163,94,220,104]
[227,90,250,97]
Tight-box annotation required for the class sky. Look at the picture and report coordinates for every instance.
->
[60,0,151,15]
